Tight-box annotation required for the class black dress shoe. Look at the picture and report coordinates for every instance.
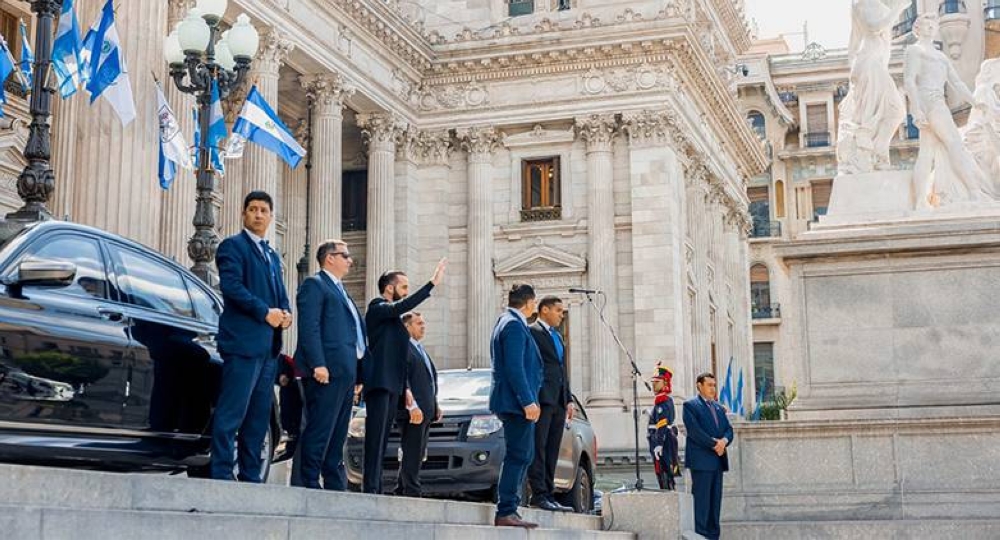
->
[550,499,574,513]
[534,498,565,512]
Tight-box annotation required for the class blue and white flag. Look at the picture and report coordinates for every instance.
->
[0,36,17,117]
[52,0,85,98]
[208,78,227,157]
[719,357,734,413]
[155,81,192,190]
[18,20,32,92]
[734,368,745,417]
[84,0,135,126]
[228,85,306,168]
[750,375,767,421]
[193,107,224,176]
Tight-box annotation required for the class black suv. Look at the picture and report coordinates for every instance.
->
[345,368,598,512]
[0,221,281,477]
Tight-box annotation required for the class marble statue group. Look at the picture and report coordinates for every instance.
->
[837,1,1000,210]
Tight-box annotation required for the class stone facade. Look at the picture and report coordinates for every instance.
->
[0,0,765,454]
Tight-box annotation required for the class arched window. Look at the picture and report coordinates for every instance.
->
[747,111,766,140]
[750,264,774,319]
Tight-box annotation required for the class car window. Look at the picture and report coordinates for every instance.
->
[185,277,220,326]
[572,395,588,421]
[437,371,492,401]
[12,235,109,300]
[110,245,194,318]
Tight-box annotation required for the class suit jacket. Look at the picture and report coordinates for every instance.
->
[216,230,290,358]
[682,396,734,472]
[528,322,571,408]
[294,272,367,382]
[489,309,543,416]
[405,341,439,419]
[362,282,435,395]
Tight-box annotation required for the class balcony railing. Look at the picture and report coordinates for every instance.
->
[752,303,781,320]
[804,132,831,148]
[940,0,967,15]
[521,206,562,222]
[750,220,782,239]
[986,0,1000,21]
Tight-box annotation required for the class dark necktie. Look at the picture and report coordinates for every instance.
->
[259,240,280,298]
[704,397,720,428]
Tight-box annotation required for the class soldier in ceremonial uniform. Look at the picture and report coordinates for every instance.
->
[647,363,680,490]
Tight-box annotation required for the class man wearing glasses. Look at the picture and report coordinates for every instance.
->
[293,240,368,490]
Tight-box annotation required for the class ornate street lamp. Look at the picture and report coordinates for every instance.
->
[1,0,62,239]
[166,0,258,287]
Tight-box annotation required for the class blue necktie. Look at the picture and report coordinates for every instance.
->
[549,327,564,364]
[259,240,280,298]
[333,279,365,359]
[415,342,436,395]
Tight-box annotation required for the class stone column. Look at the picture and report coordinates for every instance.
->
[241,30,293,242]
[158,0,197,266]
[67,0,167,248]
[459,127,499,369]
[301,74,352,273]
[414,131,453,363]
[394,126,419,274]
[282,120,309,352]
[358,113,402,300]
[576,114,623,406]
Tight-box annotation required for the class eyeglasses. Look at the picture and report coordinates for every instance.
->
[330,252,352,260]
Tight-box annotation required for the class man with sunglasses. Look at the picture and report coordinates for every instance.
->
[293,240,368,490]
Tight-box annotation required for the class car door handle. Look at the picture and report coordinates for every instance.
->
[97,307,125,322]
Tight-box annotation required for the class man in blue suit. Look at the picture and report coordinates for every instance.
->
[294,239,367,490]
[489,284,543,529]
[682,372,735,540]
[210,191,292,482]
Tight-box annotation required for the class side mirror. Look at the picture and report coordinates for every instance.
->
[5,259,77,298]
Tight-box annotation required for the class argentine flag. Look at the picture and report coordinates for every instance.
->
[229,85,306,168]
[84,0,135,126]
[18,19,32,93]
[52,0,85,98]
[155,81,192,190]
[0,36,16,116]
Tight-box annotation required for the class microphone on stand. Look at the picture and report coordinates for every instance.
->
[568,288,601,294]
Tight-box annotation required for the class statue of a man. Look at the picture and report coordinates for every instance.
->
[836,0,909,175]
[905,14,994,209]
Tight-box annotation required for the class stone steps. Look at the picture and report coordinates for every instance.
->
[0,464,633,540]
[726,519,1000,539]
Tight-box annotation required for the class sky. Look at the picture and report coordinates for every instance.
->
[744,0,854,52]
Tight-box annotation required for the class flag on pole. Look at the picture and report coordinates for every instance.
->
[719,358,734,412]
[751,376,767,421]
[155,80,192,190]
[18,20,33,93]
[0,36,18,117]
[734,368,745,417]
[229,85,306,168]
[193,109,225,177]
[208,78,227,172]
[52,0,85,98]
[84,0,135,126]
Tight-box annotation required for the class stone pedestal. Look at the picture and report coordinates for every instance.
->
[777,215,1000,420]
[604,491,697,540]
[820,170,914,227]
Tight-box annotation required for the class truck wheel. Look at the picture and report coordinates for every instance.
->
[560,464,593,513]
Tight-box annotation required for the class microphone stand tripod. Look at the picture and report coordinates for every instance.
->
[581,291,651,491]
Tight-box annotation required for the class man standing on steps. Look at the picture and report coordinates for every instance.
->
[362,261,447,494]
[490,284,543,529]
[683,373,734,540]
[394,311,440,497]
[527,296,574,512]
[294,239,367,490]
[211,191,292,482]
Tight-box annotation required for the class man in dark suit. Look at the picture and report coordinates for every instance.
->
[682,372,735,540]
[527,296,574,512]
[210,191,292,482]
[393,311,440,497]
[489,284,543,529]
[293,239,367,490]
[362,261,446,494]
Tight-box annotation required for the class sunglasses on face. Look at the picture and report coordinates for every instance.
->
[330,252,352,260]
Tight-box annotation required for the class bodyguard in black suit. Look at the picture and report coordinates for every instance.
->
[394,312,440,497]
[682,372,735,540]
[362,260,446,494]
[527,296,574,512]
[294,239,367,490]
[210,191,292,482]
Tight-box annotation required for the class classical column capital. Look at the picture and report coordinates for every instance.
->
[293,117,310,147]
[167,0,194,26]
[620,110,682,149]
[414,130,453,166]
[357,112,406,153]
[300,73,354,116]
[253,30,295,74]
[575,114,618,152]
[458,126,499,161]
